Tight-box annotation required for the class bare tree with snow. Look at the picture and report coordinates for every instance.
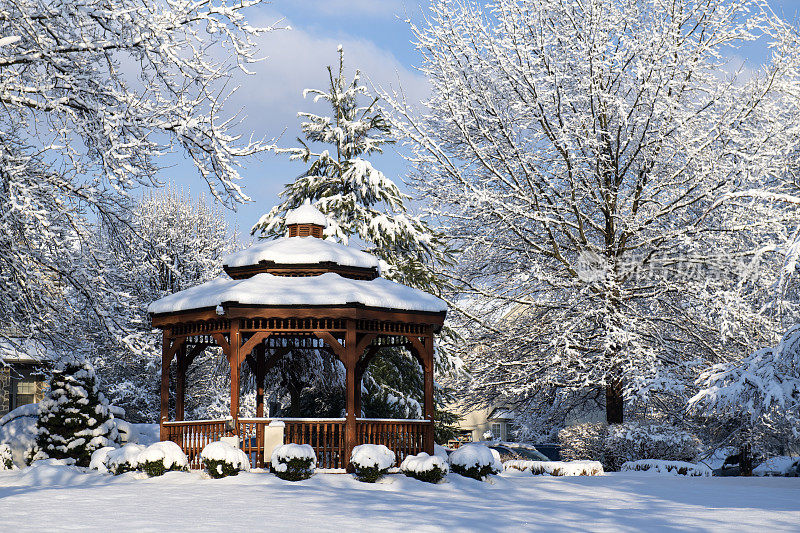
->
[385,0,800,430]
[0,0,276,355]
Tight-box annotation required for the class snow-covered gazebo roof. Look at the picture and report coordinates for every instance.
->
[149,202,446,317]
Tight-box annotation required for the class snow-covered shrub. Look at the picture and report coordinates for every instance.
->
[0,443,13,470]
[349,444,395,482]
[271,443,316,481]
[559,422,701,471]
[134,441,188,477]
[753,457,800,477]
[604,423,700,471]
[621,460,710,477]
[201,441,250,479]
[88,446,116,474]
[106,443,146,475]
[558,423,606,464]
[449,443,502,480]
[0,404,39,467]
[505,459,603,476]
[34,357,121,466]
[400,452,448,483]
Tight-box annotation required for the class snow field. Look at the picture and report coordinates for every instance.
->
[1,463,798,532]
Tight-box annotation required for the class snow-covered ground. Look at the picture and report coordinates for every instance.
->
[0,464,798,532]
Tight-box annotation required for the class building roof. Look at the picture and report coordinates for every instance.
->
[284,200,328,227]
[148,272,447,315]
[0,338,54,365]
[222,236,379,271]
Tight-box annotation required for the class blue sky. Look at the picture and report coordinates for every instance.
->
[163,0,800,237]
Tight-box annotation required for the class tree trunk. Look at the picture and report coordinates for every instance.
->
[605,380,624,424]
[289,385,301,418]
[739,444,753,476]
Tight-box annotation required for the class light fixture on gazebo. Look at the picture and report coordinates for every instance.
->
[148,201,447,470]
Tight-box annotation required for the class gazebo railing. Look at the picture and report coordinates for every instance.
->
[356,419,427,465]
[238,418,346,469]
[163,419,228,470]
[163,418,430,470]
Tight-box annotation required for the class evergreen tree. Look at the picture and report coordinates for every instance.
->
[251,47,457,420]
[251,46,449,293]
[34,357,120,467]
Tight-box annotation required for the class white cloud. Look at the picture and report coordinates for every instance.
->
[224,9,428,144]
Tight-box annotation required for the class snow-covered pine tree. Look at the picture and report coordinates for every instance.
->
[251,47,457,425]
[385,0,800,432]
[251,46,448,293]
[34,357,120,467]
[690,326,800,474]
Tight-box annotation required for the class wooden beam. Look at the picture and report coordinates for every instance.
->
[344,320,357,469]
[212,333,230,359]
[313,331,345,359]
[355,333,377,356]
[239,331,272,363]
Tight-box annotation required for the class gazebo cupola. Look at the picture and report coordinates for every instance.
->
[148,199,446,470]
[223,201,379,281]
[285,198,326,238]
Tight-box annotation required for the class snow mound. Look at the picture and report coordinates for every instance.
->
[0,412,37,467]
[149,272,446,314]
[107,443,146,474]
[754,456,799,477]
[88,446,116,474]
[0,402,39,426]
[284,200,328,227]
[433,443,450,461]
[622,460,710,477]
[350,443,396,470]
[505,460,604,476]
[134,441,188,471]
[400,452,448,474]
[449,444,502,471]
[201,441,250,473]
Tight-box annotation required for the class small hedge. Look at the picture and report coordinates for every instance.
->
[349,444,395,483]
[449,444,502,481]
[201,441,250,479]
[400,452,448,483]
[271,443,316,482]
[134,442,189,477]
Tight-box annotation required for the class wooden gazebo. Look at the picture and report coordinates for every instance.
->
[148,201,447,469]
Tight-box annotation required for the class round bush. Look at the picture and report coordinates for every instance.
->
[134,441,189,477]
[349,444,395,483]
[449,443,502,481]
[271,443,316,481]
[201,441,250,479]
[400,452,448,483]
[106,443,146,475]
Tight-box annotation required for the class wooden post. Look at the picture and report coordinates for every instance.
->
[423,338,435,455]
[354,366,364,418]
[344,321,357,467]
[175,344,186,421]
[160,331,171,441]
[229,320,241,428]
[255,343,266,418]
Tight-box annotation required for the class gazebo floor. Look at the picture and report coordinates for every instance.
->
[163,417,432,469]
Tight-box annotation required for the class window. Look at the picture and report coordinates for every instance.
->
[491,422,502,440]
[11,378,38,410]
